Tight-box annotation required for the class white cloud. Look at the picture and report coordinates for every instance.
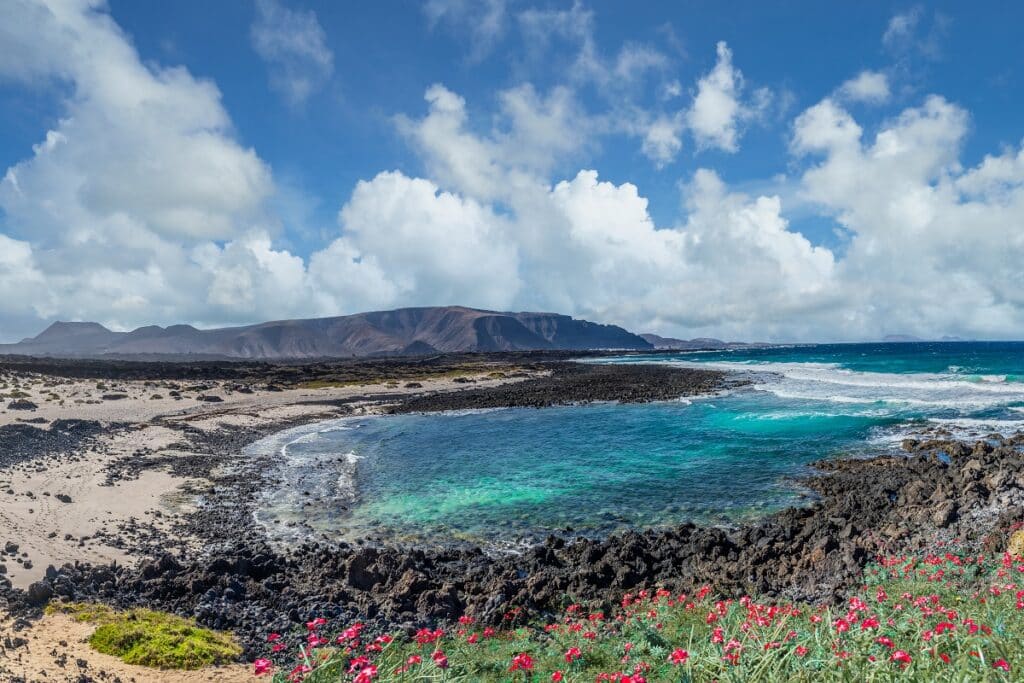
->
[2,2,1023,345]
[882,7,948,61]
[424,0,507,61]
[0,0,300,335]
[315,171,520,311]
[792,94,1024,339]
[687,41,769,153]
[641,115,684,168]
[251,0,334,106]
[882,8,921,50]
[838,70,890,104]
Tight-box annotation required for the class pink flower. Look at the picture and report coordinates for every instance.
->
[432,650,449,669]
[267,633,281,642]
[876,636,894,649]
[795,646,809,657]
[994,659,1011,672]
[253,658,272,676]
[668,649,689,665]
[306,617,327,631]
[565,647,582,663]
[406,655,422,665]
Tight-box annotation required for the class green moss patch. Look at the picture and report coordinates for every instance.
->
[47,603,241,670]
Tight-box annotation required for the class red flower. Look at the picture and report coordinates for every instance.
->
[267,633,281,642]
[551,672,564,682]
[306,617,327,631]
[510,653,534,672]
[795,646,809,657]
[353,665,378,683]
[993,659,1011,672]
[253,658,272,676]
[891,650,912,666]
[348,656,371,673]
[406,655,422,665]
[432,651,449,669]
[876,636,894,649]
[668,649,689,665]
[565,647,582,663]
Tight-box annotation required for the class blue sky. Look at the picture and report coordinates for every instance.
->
[1,1,1023,342]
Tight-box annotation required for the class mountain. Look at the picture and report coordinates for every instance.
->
[640,333,748,351]
[882,334,923,342]
[0,307,652,360]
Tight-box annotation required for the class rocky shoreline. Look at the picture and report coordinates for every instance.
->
[1,356,1022,667]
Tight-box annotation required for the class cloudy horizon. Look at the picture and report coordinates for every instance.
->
[2,0,1023,343]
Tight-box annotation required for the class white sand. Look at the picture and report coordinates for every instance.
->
[0,368,532,588]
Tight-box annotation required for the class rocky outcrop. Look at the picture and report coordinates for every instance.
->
[7,432,1022,661]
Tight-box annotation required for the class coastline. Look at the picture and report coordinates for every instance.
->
[2,354,1023,680]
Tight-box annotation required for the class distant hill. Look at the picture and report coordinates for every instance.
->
[640,333,751,351]
[882,334,924,343]
[0,307,652,360]
[882,335,971,343]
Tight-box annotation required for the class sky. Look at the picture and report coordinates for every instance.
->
[1,0,1023,343]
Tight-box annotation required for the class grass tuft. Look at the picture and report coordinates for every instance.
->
[48,603,241,670]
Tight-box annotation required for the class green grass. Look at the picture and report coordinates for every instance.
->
[260,548,1024,682]
[48,603,241,670]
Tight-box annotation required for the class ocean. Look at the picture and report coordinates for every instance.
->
[254,342,1024,547]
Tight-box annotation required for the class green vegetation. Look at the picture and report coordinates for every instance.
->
[48,603,241,670]
[0,389,31,399]
[259,548,1024,682]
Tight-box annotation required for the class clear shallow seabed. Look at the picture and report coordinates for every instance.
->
[255,342,1024,547]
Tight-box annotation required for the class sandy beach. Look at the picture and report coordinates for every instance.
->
[0,365,529,590]
[0,361,542,682]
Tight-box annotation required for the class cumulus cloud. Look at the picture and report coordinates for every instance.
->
[2,2,1023,345]
[838,70,890,104]
[686,41,769,152]
[792,95,1024,338]
[0,0,300,334]
[251,0,334,106]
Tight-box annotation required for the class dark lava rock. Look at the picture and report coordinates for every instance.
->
[393,363,729,413]
[55,494,73,504]
[0,419,120,468]
[198,395,224,403]
[26,581,53,605]
[101,393,129,401]
[7,400,38,411]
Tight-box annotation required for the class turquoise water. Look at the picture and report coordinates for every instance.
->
[257,342,1024,546]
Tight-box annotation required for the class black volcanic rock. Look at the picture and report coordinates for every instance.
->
[0,307,652,360]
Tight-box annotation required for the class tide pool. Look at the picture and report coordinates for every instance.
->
[256,342,1024,547]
